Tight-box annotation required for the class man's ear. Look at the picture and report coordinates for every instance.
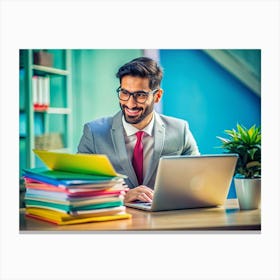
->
[154,89,163,103]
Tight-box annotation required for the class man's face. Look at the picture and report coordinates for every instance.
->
[119,75,161,128]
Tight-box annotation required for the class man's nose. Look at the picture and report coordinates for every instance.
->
[126,94,137,107]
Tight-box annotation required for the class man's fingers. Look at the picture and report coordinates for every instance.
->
[139,192,152,202]
[138,185,153,192]
[124,186,154,203]
[138,186,154,198]
[136,190,153,202]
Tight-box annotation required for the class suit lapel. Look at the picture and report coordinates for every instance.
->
[144,112,165,185]
[111,111,139,186]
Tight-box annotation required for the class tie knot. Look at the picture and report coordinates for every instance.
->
[135,131,144,140]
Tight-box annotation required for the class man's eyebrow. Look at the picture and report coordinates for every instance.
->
[121,88,148,94]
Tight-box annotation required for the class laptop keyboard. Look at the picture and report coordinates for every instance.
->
[137,202,152,206]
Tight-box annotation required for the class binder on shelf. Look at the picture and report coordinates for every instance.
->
[32,75,50,111]
[32,76,38,107]
[33,51,53,67]
[43,76,50,108]
[35,133,64,150]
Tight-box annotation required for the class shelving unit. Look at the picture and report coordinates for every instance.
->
[19,49,73,171]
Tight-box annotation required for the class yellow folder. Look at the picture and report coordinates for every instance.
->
[33,150,126,177]
[25,208,131,225]
[26,207,131,225]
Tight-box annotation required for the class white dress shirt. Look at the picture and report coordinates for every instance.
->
[122,113,155,182]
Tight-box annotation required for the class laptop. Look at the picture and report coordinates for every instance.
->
[125,154,238,211]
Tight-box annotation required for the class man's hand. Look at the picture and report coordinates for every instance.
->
[124,185,154,203]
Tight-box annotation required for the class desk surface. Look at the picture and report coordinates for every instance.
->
[20,199,261,232]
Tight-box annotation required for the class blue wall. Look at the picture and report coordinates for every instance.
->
[160,50,261,197]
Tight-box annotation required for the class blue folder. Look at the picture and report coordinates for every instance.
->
[23,168,120,187]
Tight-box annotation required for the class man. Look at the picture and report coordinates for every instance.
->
[78,57,200,203]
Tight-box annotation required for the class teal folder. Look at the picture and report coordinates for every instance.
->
[25,199,123,212]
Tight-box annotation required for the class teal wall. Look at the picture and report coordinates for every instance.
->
[71,49,143,152]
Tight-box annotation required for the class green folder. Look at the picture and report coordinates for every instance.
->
[25,199,123,212]
[23,167,119,180]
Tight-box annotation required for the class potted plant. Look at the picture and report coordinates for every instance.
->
[217,124,261,210]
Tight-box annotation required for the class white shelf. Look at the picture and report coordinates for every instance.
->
[46,107,71,114]
[48,147,71,153]
[32,64,69,76]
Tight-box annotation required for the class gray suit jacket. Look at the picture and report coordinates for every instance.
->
[77,111,200,189]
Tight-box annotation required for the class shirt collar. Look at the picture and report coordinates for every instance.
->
[122,113,155,137]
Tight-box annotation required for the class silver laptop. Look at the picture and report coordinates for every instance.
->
[125,154,238,211]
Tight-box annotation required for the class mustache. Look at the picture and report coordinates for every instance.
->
[121,105,143,111]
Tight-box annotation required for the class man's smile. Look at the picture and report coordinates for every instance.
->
[124,106,142,117]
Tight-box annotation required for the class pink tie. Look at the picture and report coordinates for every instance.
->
[132,131,144,185]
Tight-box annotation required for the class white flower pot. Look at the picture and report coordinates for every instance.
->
[234,178,261,210]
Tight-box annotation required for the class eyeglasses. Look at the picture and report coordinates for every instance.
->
[116,87,158,104]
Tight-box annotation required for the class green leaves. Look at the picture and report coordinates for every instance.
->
[217,124,261,178]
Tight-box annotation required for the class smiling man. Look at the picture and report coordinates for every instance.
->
[77,57,200,203]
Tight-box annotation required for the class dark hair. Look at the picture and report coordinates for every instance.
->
[116,57,163,90]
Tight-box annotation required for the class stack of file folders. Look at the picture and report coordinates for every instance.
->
[23,150,131,225]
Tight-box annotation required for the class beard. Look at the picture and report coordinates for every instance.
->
[120,101,154,125]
